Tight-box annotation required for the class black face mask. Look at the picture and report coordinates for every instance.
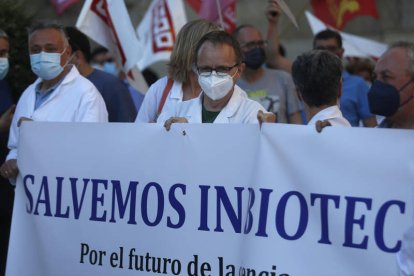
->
[243,48,266,70]
[368,79,414,117]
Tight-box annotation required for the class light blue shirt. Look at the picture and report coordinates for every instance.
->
[34,78,64,110]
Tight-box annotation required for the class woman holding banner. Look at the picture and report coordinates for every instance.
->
[135,19,219,123]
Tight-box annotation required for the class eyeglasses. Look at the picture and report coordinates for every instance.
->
[241,40,268,51]
[196,63,239,77]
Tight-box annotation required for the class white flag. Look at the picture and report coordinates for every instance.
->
[76,0,148,92]
[136,0,187,70]
[305,11,388,59]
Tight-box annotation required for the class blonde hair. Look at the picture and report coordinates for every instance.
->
[168,19,219,83]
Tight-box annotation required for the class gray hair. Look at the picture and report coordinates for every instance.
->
[389,41,414,77]
[0,29,9,41]
[28,20,68,47]
[292,50,343,107]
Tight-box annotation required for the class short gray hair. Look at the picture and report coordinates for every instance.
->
[28,20,68,47]
[389,41,414,77]
[0,29,9,41]
[292,50,343,107]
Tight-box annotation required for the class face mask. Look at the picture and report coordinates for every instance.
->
[0,58,9,80]
[243,48,266,69]
[198,70,236,101]
[103,62,119,76]
[368,79,414,117]
[30,48,67,80]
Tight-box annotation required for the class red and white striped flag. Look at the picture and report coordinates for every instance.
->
[136,0,187,70]
[76,0,148,92]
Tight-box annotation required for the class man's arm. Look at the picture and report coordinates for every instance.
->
[0,105,17,180]
[0,159,18,179]
[76,86,108,122]
[265,0,292,73]
[0,105,15,134]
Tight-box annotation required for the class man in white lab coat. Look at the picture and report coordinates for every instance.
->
[0,20,108,182]
[158,31,273,130]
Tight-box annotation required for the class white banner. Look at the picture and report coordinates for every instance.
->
[6,123,414,276]
[136,0,187,70]
[76,0,148,92]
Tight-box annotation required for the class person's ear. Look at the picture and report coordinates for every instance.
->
[66,44,73,57]
[337,48,344,59]
[237,62,245,78]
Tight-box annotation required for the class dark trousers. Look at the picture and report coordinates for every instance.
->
[0,132,13,276]
[0,176,13,276]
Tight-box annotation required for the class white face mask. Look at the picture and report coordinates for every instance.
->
[0,57,9,80]
[30,48,67,80]
[198,70,237,101]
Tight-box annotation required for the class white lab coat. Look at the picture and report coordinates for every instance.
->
[157,85,265,124]
[6,66,108,161]
[135,77,185,123]
[307,105,351,127]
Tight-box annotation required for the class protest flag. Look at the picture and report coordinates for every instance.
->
[310,0,379,30]
[76,0,148,92]
[186,0,237,32]
[305,10,387,59]
[136,0,187,70]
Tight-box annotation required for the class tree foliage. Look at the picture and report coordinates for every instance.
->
[0,0,35,102]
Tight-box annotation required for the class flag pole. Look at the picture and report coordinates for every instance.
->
[215,0,225,30]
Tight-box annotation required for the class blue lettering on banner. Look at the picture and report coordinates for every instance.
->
[23,174,34,213]
[310,193,340,244]
[343,196,372,249]
[214,186,244,233]
[276,191,309,240]
[110,180,139,225]
[198,185,210,231]
[255,188,273,238]
[167,183,186,229]
[22,174,406,253]
[71,178,90,219]
[90,179,108,222]
[375,200,405,253]
[34,176,52,217]
[141,182,164,227]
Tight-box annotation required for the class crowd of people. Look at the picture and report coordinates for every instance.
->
[1,1,414,275]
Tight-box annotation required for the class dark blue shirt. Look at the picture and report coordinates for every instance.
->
[87,69,137,122]
[123,79,144,113]
[0,80,13,115]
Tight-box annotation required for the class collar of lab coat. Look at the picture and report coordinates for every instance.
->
[31,65,79,109]
[169,79,184,100]
[197,85,244,123]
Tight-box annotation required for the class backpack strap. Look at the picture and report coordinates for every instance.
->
[157,78,174,116]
